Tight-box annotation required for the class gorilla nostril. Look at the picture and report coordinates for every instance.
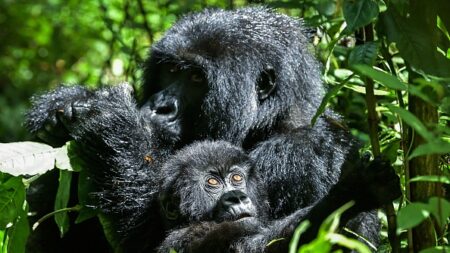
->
[156,105,175,115]
[153,101,179,121]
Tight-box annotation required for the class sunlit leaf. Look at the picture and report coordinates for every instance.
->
[288,221,310,253]
[409,175,450,185]
[352,65,407,90]
[327,233,371,253]
[55,144,73,171]
[0,142,56,176]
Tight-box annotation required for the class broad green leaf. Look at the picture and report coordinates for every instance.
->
[427,197,450,228]
[54,170,72,237]
[408,141,450,159]
[0,177,25,229]
[379,4,450,77]
[54,144,73,171]
[352,65,407,90]
[397,202,430,232]
[348,42,379,66]
[6,207,29,253]
[385,104,434,142]
[0,142,56,176]
[75,170,98,224]
[343,0,379,32]
[409,175,450,185]
[66,141,86,172]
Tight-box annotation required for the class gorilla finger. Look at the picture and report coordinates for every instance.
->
[71,100,92,118]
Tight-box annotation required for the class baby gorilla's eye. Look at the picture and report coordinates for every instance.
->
[207,177,219,186]
[231,174,243,183]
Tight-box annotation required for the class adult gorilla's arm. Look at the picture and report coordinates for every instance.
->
[26,84,173,250]
[263,157,401,252]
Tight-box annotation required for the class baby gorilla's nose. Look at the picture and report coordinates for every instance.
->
[221,190,251,208]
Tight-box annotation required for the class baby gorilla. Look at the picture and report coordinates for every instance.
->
[158,141,268,227]
[157,141,401,253]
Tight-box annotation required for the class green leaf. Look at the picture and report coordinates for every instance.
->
[379,3,450,77]
[397,202,430,232]
[54,170,72,237]
[408,141,450,159]
[385,104,434,142]
[0,177,25,229]
[74,206,97,224]
[420,246,450,253]
[0,142,56,176]
[409,175,450,185]
[352,65,407,90]
[67,141,86,172]
[427,197,450,228]
[75,170,98,224]
[311,74,354,126]
[343,0,379,32]
[348,42,379,66]
[6,207,29,253]
[54,144,73,171]
[327,233,371,253]
[288,220,310,253]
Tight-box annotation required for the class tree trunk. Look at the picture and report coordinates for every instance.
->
[407,95,443,252]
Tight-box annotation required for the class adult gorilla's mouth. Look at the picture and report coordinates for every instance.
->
[235,213,253,220]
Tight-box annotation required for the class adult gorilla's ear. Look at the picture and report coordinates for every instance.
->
[160,194,180,220]
[256,66,276,101]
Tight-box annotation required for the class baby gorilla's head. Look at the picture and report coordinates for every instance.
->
[159,141,269,228]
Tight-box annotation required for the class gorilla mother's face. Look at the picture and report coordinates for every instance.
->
[140,61,209,143]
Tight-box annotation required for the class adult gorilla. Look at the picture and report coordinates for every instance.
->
[26,7,384,251]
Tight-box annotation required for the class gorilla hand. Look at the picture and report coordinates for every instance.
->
[26,85,92,146]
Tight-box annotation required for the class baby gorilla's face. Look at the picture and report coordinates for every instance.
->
[202,164,257,222]
[159,141,260,223]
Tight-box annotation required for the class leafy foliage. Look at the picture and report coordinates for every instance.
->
[1,0,449,252]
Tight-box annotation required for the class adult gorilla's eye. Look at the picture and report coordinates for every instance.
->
[231,174,243,183]
[207,177,219,186]
[190,72,204,83]
[169,66,178,73]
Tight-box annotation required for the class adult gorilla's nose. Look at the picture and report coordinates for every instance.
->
[144,92,179,123]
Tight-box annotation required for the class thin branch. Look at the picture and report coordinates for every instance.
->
[356,24,400,253]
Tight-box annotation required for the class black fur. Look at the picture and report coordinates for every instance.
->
[25,7,399,252]
[157,141,401,253]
